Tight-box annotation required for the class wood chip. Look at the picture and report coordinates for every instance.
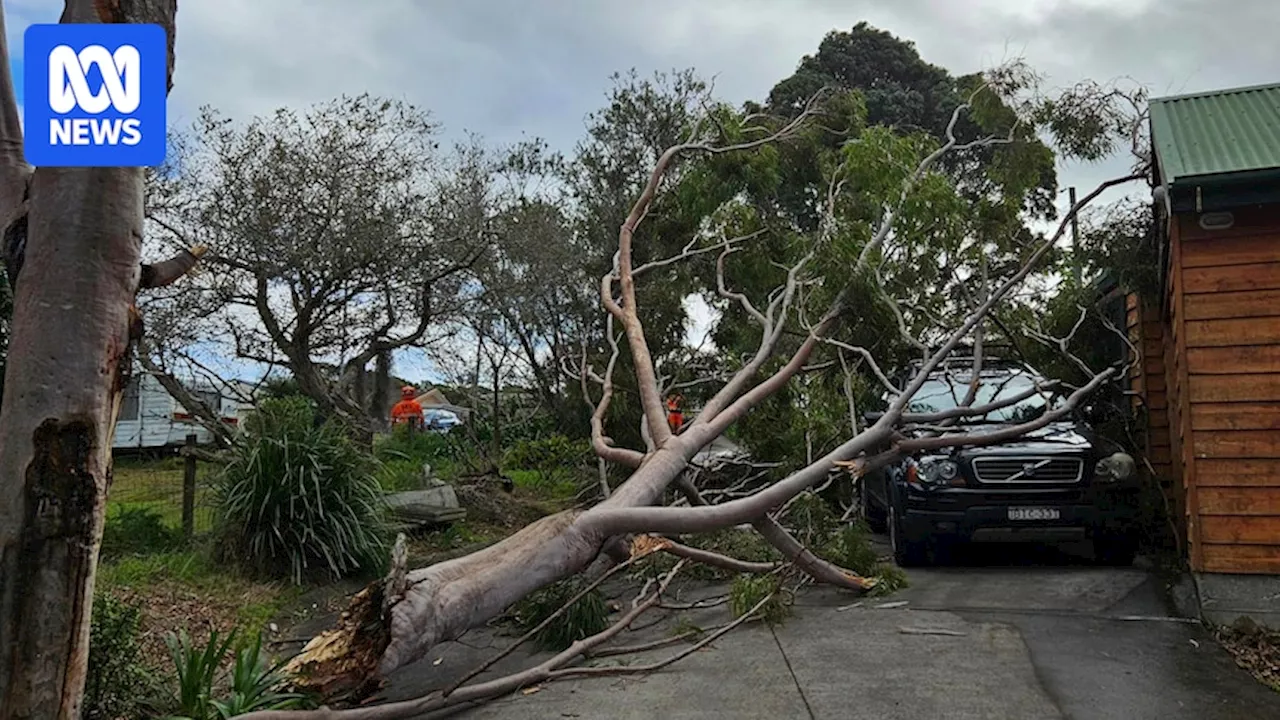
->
[521,686,542,695]
[836,602,864,612]
[874,600,909,609]
[899,627,966,637]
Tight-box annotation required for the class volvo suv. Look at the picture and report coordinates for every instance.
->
[859,359,1140,566]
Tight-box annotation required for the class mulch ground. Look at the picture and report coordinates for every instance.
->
[1215,618,1280,692]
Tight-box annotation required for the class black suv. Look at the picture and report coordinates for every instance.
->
[859,359,1140,566]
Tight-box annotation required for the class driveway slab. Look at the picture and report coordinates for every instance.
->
[370,545,1280,720]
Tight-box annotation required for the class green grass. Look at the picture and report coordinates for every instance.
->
[98,549,299,632]
[507,469,578,500]
[110,458,214,533]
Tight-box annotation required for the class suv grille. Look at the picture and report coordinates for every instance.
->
[971,456,1084,484]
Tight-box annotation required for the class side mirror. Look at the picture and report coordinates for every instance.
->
[862,410,885,424]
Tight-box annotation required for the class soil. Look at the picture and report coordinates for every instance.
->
[110,576,288,672]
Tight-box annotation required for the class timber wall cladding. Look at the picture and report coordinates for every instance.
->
[1127,292,1180,523]
[1177,204,1280,574]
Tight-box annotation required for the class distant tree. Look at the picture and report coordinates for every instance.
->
[704,24,1068,469]
[145,96,490,430]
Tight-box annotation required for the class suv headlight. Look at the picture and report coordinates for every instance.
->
[1094,452,1136,482]
[916,456,961,486]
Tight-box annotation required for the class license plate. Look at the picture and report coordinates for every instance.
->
[1008,507,1060,521]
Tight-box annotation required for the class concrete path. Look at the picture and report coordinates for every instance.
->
[374,541,1280,719]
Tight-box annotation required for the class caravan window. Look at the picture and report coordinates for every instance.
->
[120,377,140,421]
[197,390,221,414]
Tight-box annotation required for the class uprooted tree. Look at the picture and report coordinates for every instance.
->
[232,64,1150,717]
[0,2,207,717]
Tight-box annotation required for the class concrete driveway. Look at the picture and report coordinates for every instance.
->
[378,542,1280,720]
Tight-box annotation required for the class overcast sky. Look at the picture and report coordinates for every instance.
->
[6,0,1277,383]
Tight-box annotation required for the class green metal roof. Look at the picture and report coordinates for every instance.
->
[1150,82,1280,189]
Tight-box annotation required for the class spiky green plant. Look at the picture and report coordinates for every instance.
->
[213,397,388,584]
[212,631,311,716]
[163,627,313,719]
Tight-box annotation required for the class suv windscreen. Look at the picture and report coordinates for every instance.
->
[904,370,1054,423]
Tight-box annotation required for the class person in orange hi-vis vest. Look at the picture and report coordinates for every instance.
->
[666,393,684,434]
[390,385,424,427]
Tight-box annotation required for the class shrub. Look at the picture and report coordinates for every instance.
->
[101,505,182,557]
[510,576,611,651]
[782,493,839,547]
[214,396,388,584]
[823,521,881,576]
[374,425,466,490]
[85,592,156,719]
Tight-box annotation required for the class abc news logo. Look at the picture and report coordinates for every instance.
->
[24,24,167,167]
[48,44,143,147]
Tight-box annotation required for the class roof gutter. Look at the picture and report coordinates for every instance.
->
[1168,167,1280,213]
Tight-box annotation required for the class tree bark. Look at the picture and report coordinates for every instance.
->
[0,2,178,717]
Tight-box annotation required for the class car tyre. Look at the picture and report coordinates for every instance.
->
[889,507,928,567]
[1093,534,1138,566]
[859,481,888,533]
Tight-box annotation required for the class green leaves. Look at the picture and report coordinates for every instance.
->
[84,593,155,719]
[163,627,311,719]
[214,397,388,584]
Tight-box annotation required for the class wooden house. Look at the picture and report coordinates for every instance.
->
[1130,82,1280,581]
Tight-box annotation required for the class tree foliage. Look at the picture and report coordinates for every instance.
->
[145,95,489,427]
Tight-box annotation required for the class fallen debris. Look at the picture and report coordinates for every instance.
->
[1214,618,1280,691]
[874,600,909,610]
[899,627,966,637]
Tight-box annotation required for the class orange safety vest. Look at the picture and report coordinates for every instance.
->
[666,395,683,432]
[390,398,424,424]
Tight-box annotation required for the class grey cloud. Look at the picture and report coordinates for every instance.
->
[8,0,1280,199]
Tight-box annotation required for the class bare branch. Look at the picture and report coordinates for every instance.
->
[818,338,901,395]
[583,316,644,468]
[633,228,766,278]
[606,99,829,449]
[898,368,1116,453]
[659,538,780,574]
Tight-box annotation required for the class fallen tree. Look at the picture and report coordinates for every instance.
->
[233,68,1148,718]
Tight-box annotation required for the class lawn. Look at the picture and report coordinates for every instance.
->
[97,549,300,671]
[110,455,216,534]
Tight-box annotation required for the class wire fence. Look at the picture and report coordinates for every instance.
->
[109,435,217,537]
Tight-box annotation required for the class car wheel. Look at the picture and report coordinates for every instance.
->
[1093,534,1138,566]
[859,481,888,533]
[889,505,928,567]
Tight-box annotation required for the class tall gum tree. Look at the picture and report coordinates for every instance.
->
[0,2,201,717]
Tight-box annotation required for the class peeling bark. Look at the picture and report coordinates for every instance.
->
[0,2,180,716]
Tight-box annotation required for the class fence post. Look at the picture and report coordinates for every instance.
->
[183,433,197,539]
